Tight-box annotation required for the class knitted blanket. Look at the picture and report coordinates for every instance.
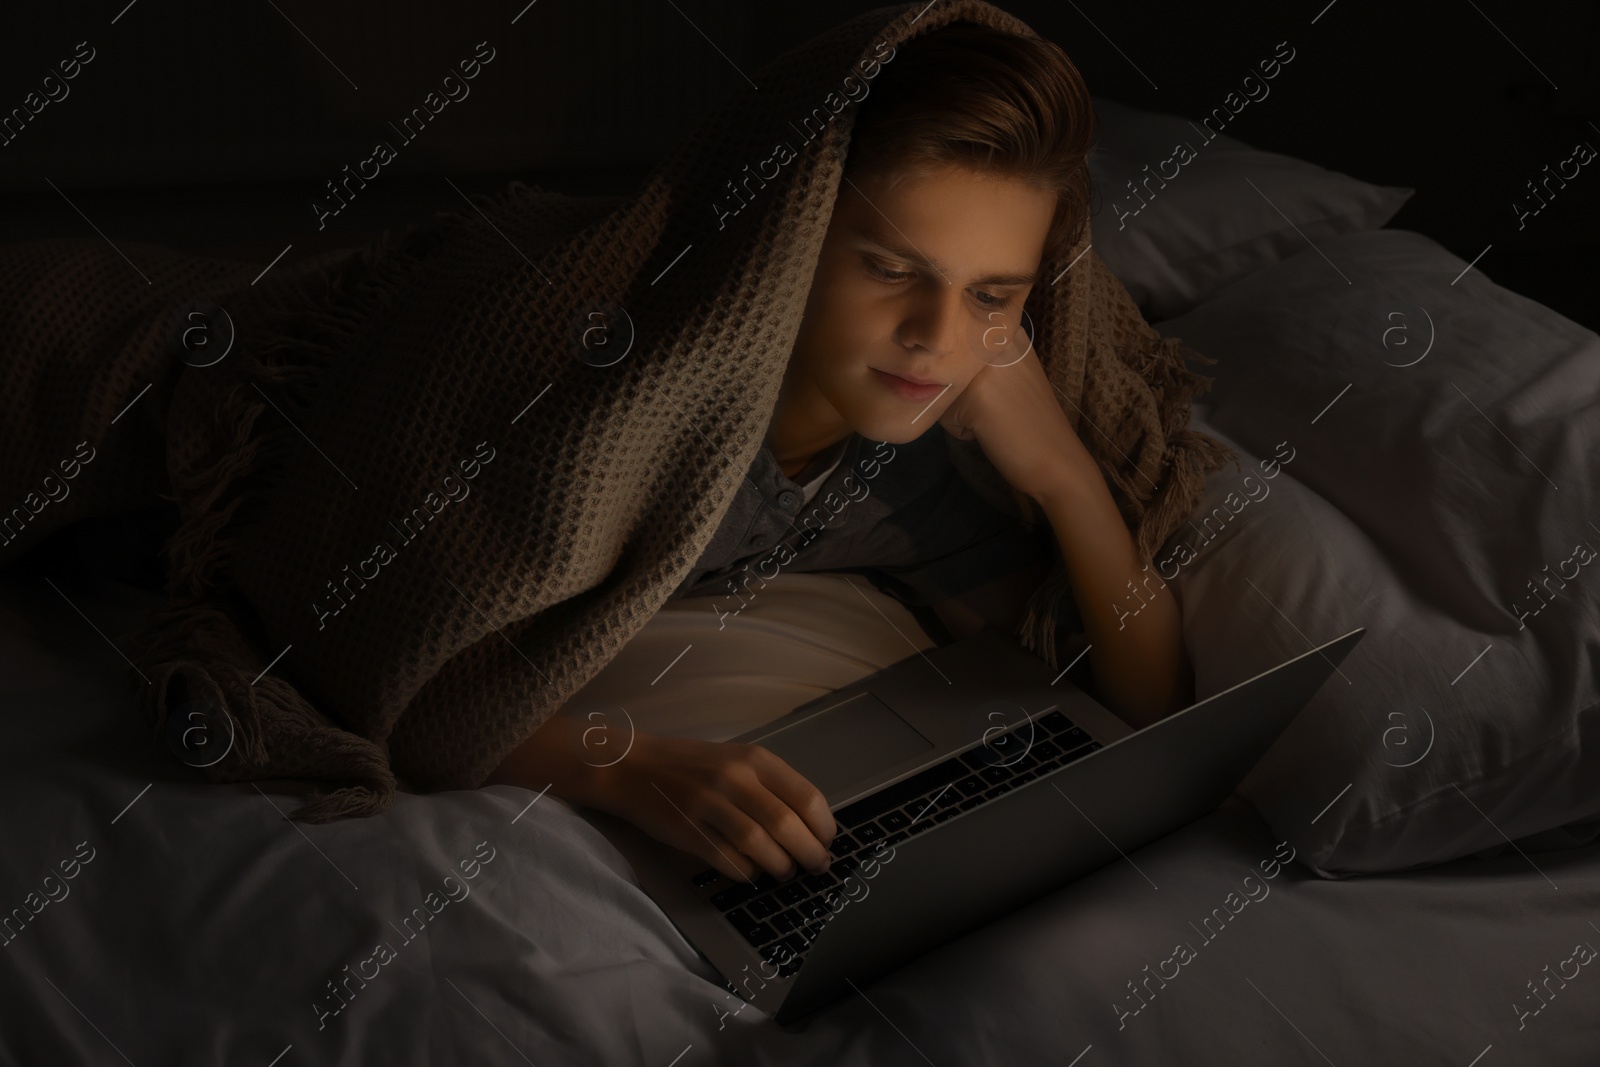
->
[0,0,1233,821]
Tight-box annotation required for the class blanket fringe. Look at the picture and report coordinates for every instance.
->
[127,597,397,822]
[126,225,441,821]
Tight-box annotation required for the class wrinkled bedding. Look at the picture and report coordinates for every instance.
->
[3,554,1598,1066]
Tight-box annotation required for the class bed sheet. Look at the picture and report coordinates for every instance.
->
[3,562,1598,1067]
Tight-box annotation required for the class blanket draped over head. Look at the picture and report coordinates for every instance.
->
[0,0,1233,821]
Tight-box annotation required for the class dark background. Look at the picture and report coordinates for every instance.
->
[2,0,1596,329]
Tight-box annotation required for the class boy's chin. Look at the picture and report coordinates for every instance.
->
[850,406,941,445]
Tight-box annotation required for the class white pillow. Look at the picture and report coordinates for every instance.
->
[1088,96,1415,322]
[1158,227,1600,876]
[559,572,937,744]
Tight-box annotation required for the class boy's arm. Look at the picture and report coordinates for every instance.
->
[933,345,1194,730]
[1029,454,1193,729]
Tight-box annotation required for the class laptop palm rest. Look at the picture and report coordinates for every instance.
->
[753,692,938,797]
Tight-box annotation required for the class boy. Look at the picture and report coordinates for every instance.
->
[489,23,1193,884]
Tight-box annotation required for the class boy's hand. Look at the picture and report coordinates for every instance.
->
[937,345,1089,504]
[591,733,837,885]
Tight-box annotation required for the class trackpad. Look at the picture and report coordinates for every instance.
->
[752,692,935,797]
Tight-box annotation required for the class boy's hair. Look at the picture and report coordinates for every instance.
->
[843,21,1098,265]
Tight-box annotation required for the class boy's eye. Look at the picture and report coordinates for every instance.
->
[866,259,914,283]
[866,259,1016,309]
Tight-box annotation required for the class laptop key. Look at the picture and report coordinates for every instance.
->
[761,939,795,965]
[801,871,837,894]
[735,921,778,949]
[798,897,833,923]
[934,809,960,822]
[879,810,911,832]
[979,765,1012,786]
[854,821,886,844]
[770,909,800,933]
[690,868,721,889]
[984,783,1012,800]
[747,895,780,920]
[1040,711,1074,734]
[954,774,987,798]
[775,882,809,907]
[959,747,997,771]
[710,884,758,911]
[886,831,908,845]
[829,833,859,857]
[972,729,1036,764]
[762,933,808,974]
[1058,726,1091,749]
[959,797,985,811]
[902,798,937,825]
[817,892,848,919]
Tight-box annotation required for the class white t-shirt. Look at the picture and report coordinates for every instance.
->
[795,438,849,505]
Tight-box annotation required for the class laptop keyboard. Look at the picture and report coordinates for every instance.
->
[687,708,1101,978]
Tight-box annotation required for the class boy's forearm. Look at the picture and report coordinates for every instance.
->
[484,711,617,807]
[1031,451,1193,729]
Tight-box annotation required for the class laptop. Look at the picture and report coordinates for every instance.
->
[581,623,1364,1023]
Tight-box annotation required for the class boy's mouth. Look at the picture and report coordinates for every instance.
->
[869,367,946,402]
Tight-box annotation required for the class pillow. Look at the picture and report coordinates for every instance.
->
[1157,227,1600,877]
[556,571,938,745]
[1087,96,1415,322]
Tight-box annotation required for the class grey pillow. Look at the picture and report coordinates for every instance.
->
[1157,227,1600,877]
[1088,96,1415,322]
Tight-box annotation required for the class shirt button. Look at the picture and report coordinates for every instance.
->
[747,531,770,548]
[776,489,799,509]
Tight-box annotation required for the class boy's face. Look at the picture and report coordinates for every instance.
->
[778,161,1057,447]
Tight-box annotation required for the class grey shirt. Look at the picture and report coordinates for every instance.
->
[669,427,1064,625]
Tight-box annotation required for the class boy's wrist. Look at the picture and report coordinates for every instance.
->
[486,711,634,810]
[570,727,638,813]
